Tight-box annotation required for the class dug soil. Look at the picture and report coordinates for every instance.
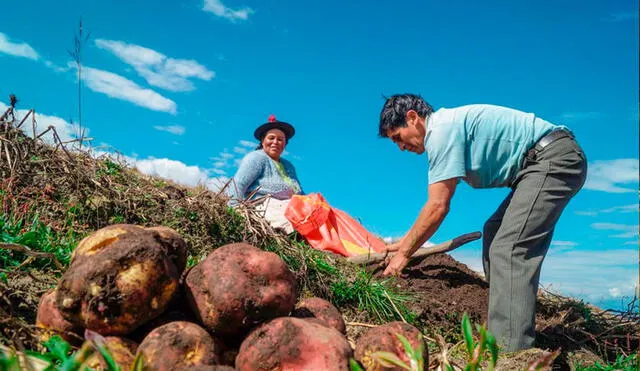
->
[396,253,489,339]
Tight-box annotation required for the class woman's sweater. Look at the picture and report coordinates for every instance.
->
[229,149,304,201]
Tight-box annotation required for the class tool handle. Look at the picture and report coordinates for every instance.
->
[347,231,482,265]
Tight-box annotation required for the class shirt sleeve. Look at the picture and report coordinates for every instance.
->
[426,122,466,184]
[229,151,264,201]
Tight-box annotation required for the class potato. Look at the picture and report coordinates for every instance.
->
[56,224,186,335]
[355,321,428,371]
[185,243,296,339]
[35,289,82,344]
[84,336,138,370]
[136,321,223,371]
[292,297,346,334]
[236,317,353,371]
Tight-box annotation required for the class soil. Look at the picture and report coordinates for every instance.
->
[393,254,490,339]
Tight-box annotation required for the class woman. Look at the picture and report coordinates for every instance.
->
[229,114,304,233]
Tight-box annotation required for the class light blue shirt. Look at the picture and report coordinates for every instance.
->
[424,104,565,188]
[229,149,304,202]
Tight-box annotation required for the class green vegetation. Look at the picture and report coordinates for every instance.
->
[575,353,639,371]
[0,212,80,270]
[331,269,415,323]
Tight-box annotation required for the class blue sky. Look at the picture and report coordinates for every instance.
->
[0,0,638,311]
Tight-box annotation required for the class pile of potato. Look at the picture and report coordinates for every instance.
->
[36,224,427,370]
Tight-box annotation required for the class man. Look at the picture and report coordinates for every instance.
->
[378,93,587,352]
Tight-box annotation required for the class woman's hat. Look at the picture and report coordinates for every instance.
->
[253,114,295,141]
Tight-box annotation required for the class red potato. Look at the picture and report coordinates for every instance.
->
[292,297,346,334]
[236,317,353,371]
[355,321,428,371]
[35,289,83,344]
[84,336,138,370]
[136,321,223,371]
[56,224,186,335]
[185,243,296,339]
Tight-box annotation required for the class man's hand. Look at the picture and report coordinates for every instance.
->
[382,253,410,277]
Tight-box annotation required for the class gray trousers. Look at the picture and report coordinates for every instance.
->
[482,135,587,352]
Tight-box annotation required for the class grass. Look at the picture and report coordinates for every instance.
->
[331,269,415,323]
[575,353,639,371]
[0,212,81,270]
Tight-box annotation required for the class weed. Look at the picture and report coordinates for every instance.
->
[0,213,78,269]
[575,353,639,371]
[369,333,425,370]
[331,269,415,323]
[96,159,123,177]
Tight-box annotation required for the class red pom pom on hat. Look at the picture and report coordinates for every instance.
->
[268,114,277,123]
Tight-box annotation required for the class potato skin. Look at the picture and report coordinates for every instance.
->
[355,321,427,371]
[35,289,82,344]
[292,297,346,334]
[136,321,223,371]
[185,243,297,339]
[56,224,185,335]
[236,317,353,371]
[84,336,138,370]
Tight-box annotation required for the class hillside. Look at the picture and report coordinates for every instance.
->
[0,103,638,370]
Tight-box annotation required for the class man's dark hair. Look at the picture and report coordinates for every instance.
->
[378,93,434,137]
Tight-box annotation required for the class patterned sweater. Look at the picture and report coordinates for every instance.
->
[228,150,304,202]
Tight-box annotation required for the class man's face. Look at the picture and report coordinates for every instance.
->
[385,112,426,154]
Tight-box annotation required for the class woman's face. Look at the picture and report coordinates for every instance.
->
[262,129,286,160]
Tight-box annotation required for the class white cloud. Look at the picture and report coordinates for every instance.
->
[591,223,639,238]
[239,140,257,148]
[608,287,622,297]
[0,32,39,60]
[551,240,578,247]
[601,204,638,213]
[584,159,639,193]
[154,125,185,135]
[451,247,639,309]
[95,39,214,92]
[220,152,234,159]
[576,204,638,217]
[233,146,248,154]
[558,111,601,122]
[81,66,177,114]
[203,0,254,22]
[0,101,82,143]
[624,241,638,245]
[119,156,228,192]
[44,60,71,73]
[211,168,226,175]
[575,210,598,216]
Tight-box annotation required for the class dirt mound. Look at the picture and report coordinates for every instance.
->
[396,254,489,341]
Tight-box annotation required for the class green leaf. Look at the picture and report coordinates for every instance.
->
[461,313,475,356]
[130,353,145,371]
[349,358,365,371]
[486,331,499,368]
[396,333,417,359]
[44,335,71,362]
[445,364,455,371]
[370,351,412,370]
[58,343,94,371]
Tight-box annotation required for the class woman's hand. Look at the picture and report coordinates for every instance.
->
[384,241,401,253]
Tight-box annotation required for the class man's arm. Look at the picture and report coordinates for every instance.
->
[383,178,458,276]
